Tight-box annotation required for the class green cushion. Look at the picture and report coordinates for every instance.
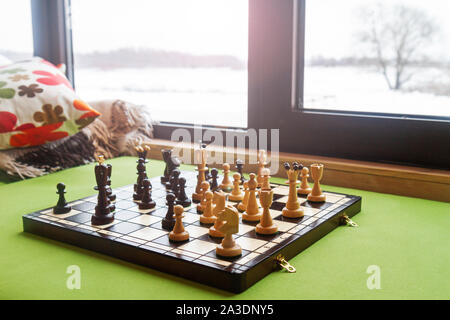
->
[0,156,448,299]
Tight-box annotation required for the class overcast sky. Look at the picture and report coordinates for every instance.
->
[1,0,448,61]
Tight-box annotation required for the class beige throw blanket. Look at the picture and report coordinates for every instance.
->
[0,99,153,178]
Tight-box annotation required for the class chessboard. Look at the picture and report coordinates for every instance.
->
[22,170,361,293]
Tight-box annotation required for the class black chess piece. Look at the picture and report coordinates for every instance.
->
[92,162,115,225]
[176,177,192,207]
[139,179,156,210]
[236,159,245,185]
[162,193,176,230]
[133,159,146,201]
[166,169,181,195]
[210,168,219,192]
[106,164,116,202]
[53,183,71,214]
[161,149,181,184]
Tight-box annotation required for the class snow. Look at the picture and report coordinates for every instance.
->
[74,65,450,128]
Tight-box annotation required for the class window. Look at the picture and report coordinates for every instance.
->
[70,0,248,128]
[0,0,33,64]
[29,0,450,169]
[303,0,450,118]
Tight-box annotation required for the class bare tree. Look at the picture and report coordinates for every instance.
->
[358,4,437,90]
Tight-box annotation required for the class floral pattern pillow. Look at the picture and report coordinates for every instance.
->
[0,57,100,150]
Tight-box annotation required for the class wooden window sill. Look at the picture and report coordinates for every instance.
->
[146,139,450,203]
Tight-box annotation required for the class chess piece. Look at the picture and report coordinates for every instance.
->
[161,149,181,184]
[166,169,181,195]
[235,159,245,185]
[242,173,262,222]
[210,168,219,192]
[196,181,210,213]
[106,164,116,202]
[212,191,226,217]
[216,206,242,257]
[237,181,249,212]
[256,190,278,235]
[176,177,192,207]
[228,173,244,202]
[219,163,233,192]
[260,168,271,191]
[139,179,156,209]
[53,182,71,214]
[169,205,189,242]
[92,156,115,225]
[133,159,146,201]
[282,162,304,218]
[192,147,208,202]
[162,193,176,230]
[307,164,326,202]
[256,150,267,188]
[209,191,226,237]
[200,191,217,224]
[297,166,312,196]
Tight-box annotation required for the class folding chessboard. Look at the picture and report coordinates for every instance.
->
[22,171,361,293]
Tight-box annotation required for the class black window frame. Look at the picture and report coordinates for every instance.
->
[30,0,450,169]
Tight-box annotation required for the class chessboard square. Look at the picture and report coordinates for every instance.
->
[269,209,282,219]
[114,200,137,210]
[274,220,298,232]
[129,214,162,226]
[270,202,285,211]
[235,252,259,265]
[271,187,290,195]
[235,237,267,251]
[127,206,157,214]
[73,202,96,212]
[128,227,167,242]
[94,220,120,229]
[301,206,321,216]
[276,196,289,203]
[84,196,97,203]
[199,256,233,267]
[64,212,92,224]
[106,221,144,234]
[324,191,345,198]
[46,209,81,219]
[154,197,168,206]
[116,191,134,200]
[325,194,345,203]
[183,212,200,224]
[237,223,255,235]
[114,210,141,220]
[178,239,218,255]
[302,201,332,210]
[272,194,285,202]
[184,225,209,238]
[151,208,168,218]
[68,200,84,206]
[151,234,191,248]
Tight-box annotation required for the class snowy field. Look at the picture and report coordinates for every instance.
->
[75,65,450,128]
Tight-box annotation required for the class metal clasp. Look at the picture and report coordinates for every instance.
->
[341,214,358,227]
[276,254,296,273]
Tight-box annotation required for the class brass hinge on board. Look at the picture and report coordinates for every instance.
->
[340,214,359,227]
[275,254,296,273]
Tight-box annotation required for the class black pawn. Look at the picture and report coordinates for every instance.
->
[167,169,181,195]
[139,179,156,210]
[236,159,245,185]
[210,168,219,192]
[176,177,191,207]
[162,193,176,230]
[53,183,71,214]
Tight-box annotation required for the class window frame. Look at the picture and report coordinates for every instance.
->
[31,0,450,169]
